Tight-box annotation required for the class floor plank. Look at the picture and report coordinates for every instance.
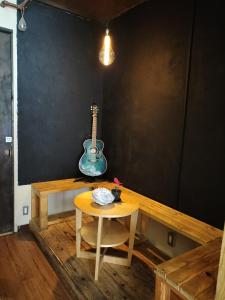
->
[0,231,72,300]
[34,215,156,300]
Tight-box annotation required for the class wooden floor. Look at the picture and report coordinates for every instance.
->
[32,214,157,300]
[0,230,72,300]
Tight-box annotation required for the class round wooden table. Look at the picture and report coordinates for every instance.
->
[74,190,139,280]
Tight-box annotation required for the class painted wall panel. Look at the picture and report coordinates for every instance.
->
[179,0,225,229]
[102,0,193,207]
[18,2,103,184]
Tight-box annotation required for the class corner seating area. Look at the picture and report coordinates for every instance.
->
[30,178,223,300]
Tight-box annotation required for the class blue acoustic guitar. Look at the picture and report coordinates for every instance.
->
[79,105,107,177]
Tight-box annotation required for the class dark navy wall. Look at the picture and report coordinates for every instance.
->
[18,2,103,184]
[102,0,225,228]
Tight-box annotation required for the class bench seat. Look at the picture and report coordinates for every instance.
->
[155,238,221,300]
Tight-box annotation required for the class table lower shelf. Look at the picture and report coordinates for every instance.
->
[81,219,129,247]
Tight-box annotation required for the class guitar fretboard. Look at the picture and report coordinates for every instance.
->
[92,114,97,148]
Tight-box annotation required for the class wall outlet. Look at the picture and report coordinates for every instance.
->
[167,231,176,247]
[23,206,29,215]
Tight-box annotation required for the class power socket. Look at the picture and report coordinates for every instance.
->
[167,231,176,247]
[23,206,29,215]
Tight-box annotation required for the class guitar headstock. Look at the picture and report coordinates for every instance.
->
[91,104,99,117]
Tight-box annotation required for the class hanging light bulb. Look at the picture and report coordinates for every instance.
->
[18,8,27,32]
[99,28,115,66]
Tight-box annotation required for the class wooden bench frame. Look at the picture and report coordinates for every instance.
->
[31,179,110,230]
[30,178,223,300]
[215,223,225,300]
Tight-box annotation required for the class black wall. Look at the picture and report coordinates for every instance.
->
[18,2,103,184]
[102,0,194,207]
[179,0,225,228]
[18,0,225,228]
[102,0,225,228]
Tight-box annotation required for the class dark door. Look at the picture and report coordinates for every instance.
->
[0,29,13,234]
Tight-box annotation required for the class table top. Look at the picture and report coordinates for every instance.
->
[74,191,139,218]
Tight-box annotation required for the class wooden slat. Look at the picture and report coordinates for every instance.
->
[32,178,98,195]
[31,178,222,245]
[155,238,222,300]
[99,183,222,245]
[180,265,218,299]
[156,239,221,279]
[120,186,222,245]
[196,285,217,300]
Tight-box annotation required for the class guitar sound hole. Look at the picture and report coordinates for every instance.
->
[90,147,98,154]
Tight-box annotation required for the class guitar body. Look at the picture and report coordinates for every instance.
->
[79,139,107,176]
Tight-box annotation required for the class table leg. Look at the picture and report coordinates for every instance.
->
[127,210,138,266]
[76,208,82,258]
[95,216,103,281]
[39,195,48,230]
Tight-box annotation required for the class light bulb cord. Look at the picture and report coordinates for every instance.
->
[20,6,25,17]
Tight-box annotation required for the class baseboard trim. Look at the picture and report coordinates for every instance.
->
[0,231,13,236]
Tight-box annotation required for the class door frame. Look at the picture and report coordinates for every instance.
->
[0,27,14,234]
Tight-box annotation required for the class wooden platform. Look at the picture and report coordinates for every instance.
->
[31,213,165,300]
[30,178,223,299]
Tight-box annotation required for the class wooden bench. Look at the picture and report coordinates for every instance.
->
[155,238,221,300]
[30,178,223,300]
[31,178,110,230]
[114,184,222,246]
[215,224,225,300]
[31,179,222,244]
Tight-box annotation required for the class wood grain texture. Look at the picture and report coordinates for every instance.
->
[0,231,72,300]
[38,0,146,23]
[155,277,171,300]
[95,216,103,280]
[31,178,222,244]
[32,214,155,299]
[155,238,222,300]
[75,196,138,280]
[215,223,225,300]
[74,190,139,218]
[100,182,222,245]
[32,178,106,196]
[81,219,129,247]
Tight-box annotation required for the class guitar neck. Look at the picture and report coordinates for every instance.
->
[92,114,97,148]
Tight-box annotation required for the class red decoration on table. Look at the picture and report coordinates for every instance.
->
[114,177,122,186]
